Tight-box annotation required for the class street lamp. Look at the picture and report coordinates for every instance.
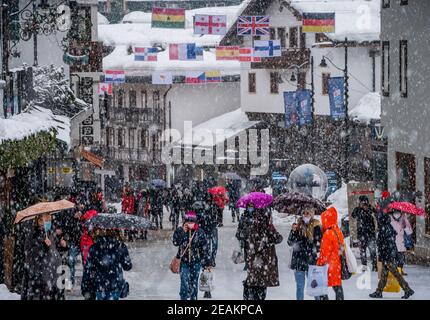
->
[319,37,350,182]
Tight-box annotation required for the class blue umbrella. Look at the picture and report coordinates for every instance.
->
[151,179,166,188]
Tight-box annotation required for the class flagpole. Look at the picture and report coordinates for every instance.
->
[344,37,349,183]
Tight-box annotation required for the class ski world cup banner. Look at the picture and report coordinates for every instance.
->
[105,70,125,83]
[152,7,185,29]
[328,77,346,120]
[302,12,335,33]
[98,83,113,96]
[284,91,300,128]
[194,14,227,35]
[237,16,270,36]
[296,90,312,126]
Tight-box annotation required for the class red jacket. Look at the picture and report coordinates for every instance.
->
[122,194,136,214]
[317,207,344,287]
[80,209,98,265]
[213,193,229,209]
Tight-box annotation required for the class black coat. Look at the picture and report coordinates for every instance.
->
[287,219,322,272]
[57,211,82,248]
[173,227,208,267]
[81,236,132,296]
[196,202,218,235]
[21,227,63,300]
[352,206,377,241]
[376,212,398,263]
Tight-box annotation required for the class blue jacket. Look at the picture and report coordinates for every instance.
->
[173,227,208,267]
[81,236,132,296]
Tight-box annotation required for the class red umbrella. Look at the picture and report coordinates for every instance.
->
[208,186,227,195]
[385,202,426,216]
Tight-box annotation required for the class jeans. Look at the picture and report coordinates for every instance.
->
[205,229,218,267]
[359,237,377,268]
[294,271,306,300]
[68,244,81,286]
[96,291,121,300]
[180,261,201,300]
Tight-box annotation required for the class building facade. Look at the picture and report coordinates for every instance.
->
[381,0,430,264]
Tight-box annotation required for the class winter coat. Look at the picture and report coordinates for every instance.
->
[21,227,63,300]
[244,212,283,287]
[195,202,218,235]
[287,218,322,272]
[213,193,229,210]
[317,207,344,287]
[122,194,136,214]
[377,212,398,262]
[236,209,253,248]
[80,210,98,265]
[58,211,83,248]
[390,214,413,252]
[173,226,208,267]
[181,193,194,212]
[351,206,377,241]
[81,236,132,296]
[150,190,163,215]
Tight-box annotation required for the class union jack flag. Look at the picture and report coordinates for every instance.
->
[237,16,270,36]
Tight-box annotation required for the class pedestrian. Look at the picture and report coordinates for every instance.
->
[122,186,136,215]
[170,188,182,230]
[173,211,209,300]
[242,208,283,300]
[287,206,322,300]
[150,188,164,230]
[236,203,254,271]
[212,191,229,227]
[81,229,132,300]
[21,213,65,300]
[316,207,345,300]
[226,180,241,223]
[390,210,413,275]
[80,208,98,266]
[369,211,414,299]
[351,196,378,271]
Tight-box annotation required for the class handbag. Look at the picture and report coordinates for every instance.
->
[333,229,352,280]
[404,231,414,250]
[120,281,129,298]
[199,269,214,292]
[169,231,196,274]
[306,265,328,297]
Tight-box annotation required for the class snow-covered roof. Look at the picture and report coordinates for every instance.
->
[180,108,260,147]
[0,106,71,147]
[104,45,240,75]
[349,92,381,124]
[289,0,380,43]
[98,12,109,25]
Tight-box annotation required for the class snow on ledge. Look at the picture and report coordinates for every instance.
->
[349,92,381,124]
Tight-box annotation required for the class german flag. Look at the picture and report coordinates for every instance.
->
[152,7,185,29]
[302,13,335,33]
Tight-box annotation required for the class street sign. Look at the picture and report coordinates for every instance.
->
[94,169,115,176]
[62,167,72,174]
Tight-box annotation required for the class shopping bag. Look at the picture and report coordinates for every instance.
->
[306,265,328,297]
[199,270,214,292]
[232,248,245,264]
[344,242,358,274]
[384,268,401,293]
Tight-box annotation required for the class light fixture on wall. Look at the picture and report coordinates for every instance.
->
[319,57,328,68]
[290,72,297,82]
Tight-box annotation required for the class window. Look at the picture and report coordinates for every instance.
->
[117,128,124,147]
[400,40,408,98]
[248,73,256,93]
[322,73,331,95]
[141,90,147,108]
[400,0,408,5]
[269,28,276,40]
[117,88,124,108]
[270,72,279,94]
[129,89,136,108]
[140,129,148,148]
[277,28,286,48]
[289,27,298,48]
[106,127,114,147]
[153,91,160,109]
[382,41,390,97]
[382,0,390,8]
[300,27,306,49]
[129,128,136,149]
[425,158,430,235]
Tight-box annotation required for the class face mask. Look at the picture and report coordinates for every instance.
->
[188,222,195,229]
[44,221,52,232]
[303,217,311,224]
[393,213,401,219]
[248,208,254,213]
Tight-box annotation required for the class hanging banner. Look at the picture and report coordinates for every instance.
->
[284,91,299,129]
[296,89,312,126]
[328,77,346,120]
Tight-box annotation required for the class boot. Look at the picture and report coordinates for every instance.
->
[369,291,383,299]
[203,291,212,299]
[401,289,414,299]
[400,268,408,276]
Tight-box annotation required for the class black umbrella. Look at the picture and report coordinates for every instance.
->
[84,213,155,231]
[274,192,326,215]
[224,172,241,180]
[151,179,166,188]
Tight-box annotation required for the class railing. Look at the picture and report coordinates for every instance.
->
[102,147,163,164]
[106,107,165,125]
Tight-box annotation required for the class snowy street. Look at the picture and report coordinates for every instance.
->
[61,208,430,300]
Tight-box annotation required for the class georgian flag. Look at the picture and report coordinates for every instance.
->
[194,14,227,35]
[98,82,113,95]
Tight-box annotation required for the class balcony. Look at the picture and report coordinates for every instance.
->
[102,147,163,164]
[251,48,311,70]
[107,107,165,126]
[68,41,103,73]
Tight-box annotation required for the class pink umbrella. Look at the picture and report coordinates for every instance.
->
[386,202,426,216]
[236,192,273,209]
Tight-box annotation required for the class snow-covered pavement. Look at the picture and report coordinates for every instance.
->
[61,208,430,300]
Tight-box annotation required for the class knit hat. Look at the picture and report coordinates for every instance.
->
[184,211,197,222]
[382,190,390,200]
[359,195,369,204]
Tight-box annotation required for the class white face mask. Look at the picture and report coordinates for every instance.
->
[393,213,402,219]
[303,216,311,224]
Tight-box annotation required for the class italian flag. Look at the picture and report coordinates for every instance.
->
[152,7,185,29]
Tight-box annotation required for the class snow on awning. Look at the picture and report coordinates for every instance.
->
[179,108,260,148]
[349,92,381,124]
[0,106,71,147]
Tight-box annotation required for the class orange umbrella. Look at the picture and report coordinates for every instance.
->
[14,199,75,224]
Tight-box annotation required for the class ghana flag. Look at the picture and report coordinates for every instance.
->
[152,7,185,29]
[302,13,335,33]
